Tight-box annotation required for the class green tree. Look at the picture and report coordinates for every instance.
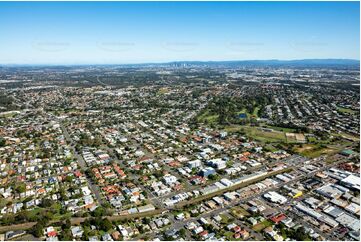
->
[30,222,44,238]
[59,229,72,241]
[15,183,26,193]
[62,219,71,230]
[40,198,54,208]
[292,227,310,241]
[91,207,105,217]
[0,137,6,147]
[99,218,113,232]
[179,228,186,238]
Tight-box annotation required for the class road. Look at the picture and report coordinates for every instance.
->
[59,121,104,205]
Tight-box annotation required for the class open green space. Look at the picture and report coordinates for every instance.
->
[220,214,232,224]
[264,125,297,133]
[332,132,360,142]
[197,110,219,124]
[223,231,236,240]
[230,206,250,219]
[0,111,19,118]
[292,144,339,158]
[252,219,273,232]
[224,125,287,143]
[252,106,260,117]
[237,106,259,119]
[337,107,358,115]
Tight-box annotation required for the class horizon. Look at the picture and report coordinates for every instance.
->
[0,58,360,67]
[0,1,360,64]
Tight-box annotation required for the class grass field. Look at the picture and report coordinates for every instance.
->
[265,125,297,133]
[332,132,360,142]
[197,105,260,125]
[197,110,219,124]
[337,107,358,115]
[264,144,279,152]
[225,125,287,143]
[292,144,339,158]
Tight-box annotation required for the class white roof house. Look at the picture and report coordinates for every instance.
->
[263,191,287,204]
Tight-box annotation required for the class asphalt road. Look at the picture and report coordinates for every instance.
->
[59,121,104,205]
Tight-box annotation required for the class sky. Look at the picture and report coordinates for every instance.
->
[0,1,359,64]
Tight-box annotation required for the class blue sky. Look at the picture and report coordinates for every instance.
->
[0,1,359,64]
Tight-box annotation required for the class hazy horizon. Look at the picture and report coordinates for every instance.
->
[0,58,360,67]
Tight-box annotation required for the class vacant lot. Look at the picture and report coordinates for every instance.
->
[293,144,339,158]
[225,125,287,143]
[230,206,250,219]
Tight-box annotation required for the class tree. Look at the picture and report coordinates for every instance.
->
[59,229,72,241]
[208,174,219,181]
[15,183,26,193]
[58,186,68,201]
[40,198,54,208]
[91,207,105,217]
[62,219,71,230]
[179,228,186,238]
[65,175,73,183]
[0,214,15,225]
[30,222,44,238]
[0,137,5,147]
[99,218,113,232]
[82,219,91,227]
[143,217,151,224]
[16,211,31,222]
[292,227,310,241]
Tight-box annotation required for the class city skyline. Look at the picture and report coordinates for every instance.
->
[0,1,360,64]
